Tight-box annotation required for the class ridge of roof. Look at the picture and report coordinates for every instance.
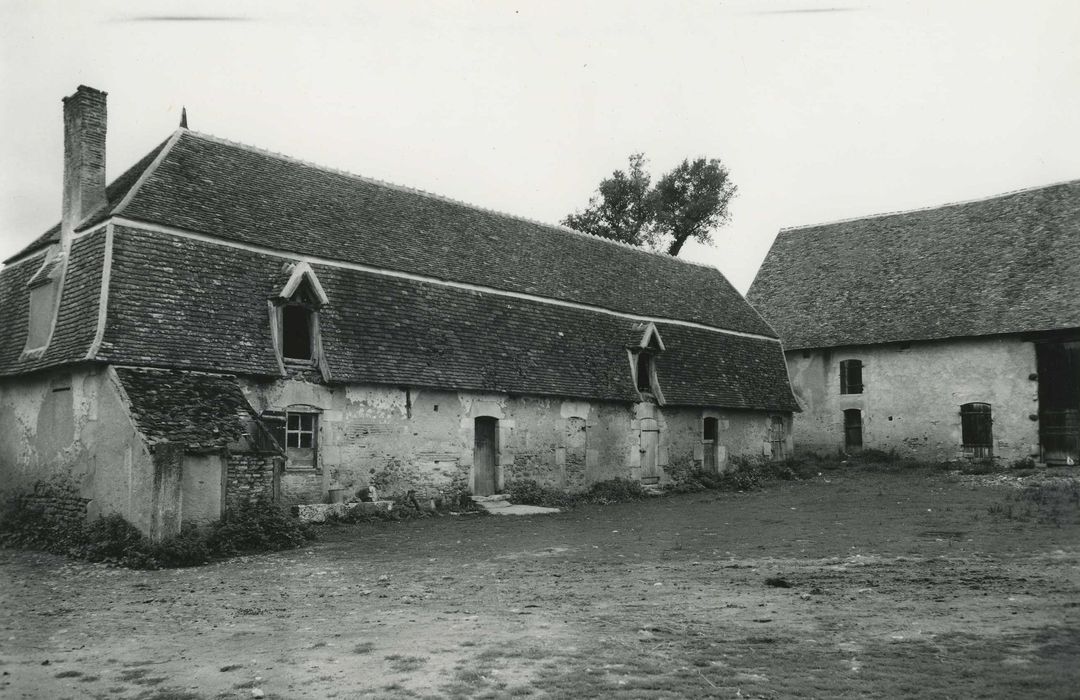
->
[109,129,186,219]
[778,177,1080,234]
[180,129,722,273]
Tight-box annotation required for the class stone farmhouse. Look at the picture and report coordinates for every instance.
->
[748,180,1080,465]
[0,86,798,539]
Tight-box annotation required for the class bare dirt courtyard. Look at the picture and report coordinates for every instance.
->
[1,467,1078,699]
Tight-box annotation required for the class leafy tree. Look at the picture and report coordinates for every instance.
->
[562,153,653,248]
[561,154,737,256]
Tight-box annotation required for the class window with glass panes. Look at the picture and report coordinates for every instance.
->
[286,413,316,448]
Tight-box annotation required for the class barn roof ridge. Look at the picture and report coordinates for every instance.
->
[778,177,1080,235]
[181,129,720,271]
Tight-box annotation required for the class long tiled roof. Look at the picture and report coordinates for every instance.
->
[1,128,797,409]
[747,180,1080,350]
[113,366,267,451]
[22,129,771,336]
[97,226,798,410]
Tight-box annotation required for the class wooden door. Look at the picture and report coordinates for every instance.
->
[181,454,225,526]
[640,418,661,481]
[1038,342,1080,464]
[843,409,863,450]
[474,417,498,496]
[769,415,786,461]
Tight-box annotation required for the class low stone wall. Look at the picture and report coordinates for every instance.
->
[14,480,89,525]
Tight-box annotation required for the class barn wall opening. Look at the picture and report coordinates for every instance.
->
[843,409,863,450]
[1037,341,1080,464]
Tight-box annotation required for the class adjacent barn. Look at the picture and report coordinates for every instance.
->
[749,180,1080,465]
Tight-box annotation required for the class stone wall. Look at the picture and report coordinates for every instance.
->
[238,377,793,504]
[226,452,280,509]
[785,335,1039,462]
[14,478,90,526]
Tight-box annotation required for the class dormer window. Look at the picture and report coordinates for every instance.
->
[21,246,65,357]
[636,351,653,392]
[628,322,666,403]
[282,297,314,361]
[271,262,329,371]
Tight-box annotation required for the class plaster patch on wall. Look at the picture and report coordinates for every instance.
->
[560,401,591,419]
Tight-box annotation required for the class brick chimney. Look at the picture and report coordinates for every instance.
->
[61,85,107,246]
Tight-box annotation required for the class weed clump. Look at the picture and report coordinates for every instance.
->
[665,455,816,494]
[505,480,578,509]
[583,478,649,504]
[501,477,648,509]
[206,497,312,556]
[0,490,313,569]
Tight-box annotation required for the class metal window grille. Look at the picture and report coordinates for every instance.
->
[961,403,992,457]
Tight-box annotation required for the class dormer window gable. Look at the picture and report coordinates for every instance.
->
[275,261,329,307]
[630,321,666,353]
[270,262,329,372]
[627,322,666,404]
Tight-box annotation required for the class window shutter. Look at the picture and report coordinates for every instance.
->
[840,360,863,394]
[961,403,992,449]
[261,411,287,451]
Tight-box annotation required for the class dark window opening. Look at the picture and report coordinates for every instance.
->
[961,403,993,458]
[703,417,718,442]
[282,304,313,360]
[636,352,653,393]
[844,409,863,450]
[703,417,719,472]
[840,359,863,394]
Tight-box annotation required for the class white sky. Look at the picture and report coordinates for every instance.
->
[1,0,1077,291]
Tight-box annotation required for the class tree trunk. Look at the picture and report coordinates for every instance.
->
[667,236,688,256]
